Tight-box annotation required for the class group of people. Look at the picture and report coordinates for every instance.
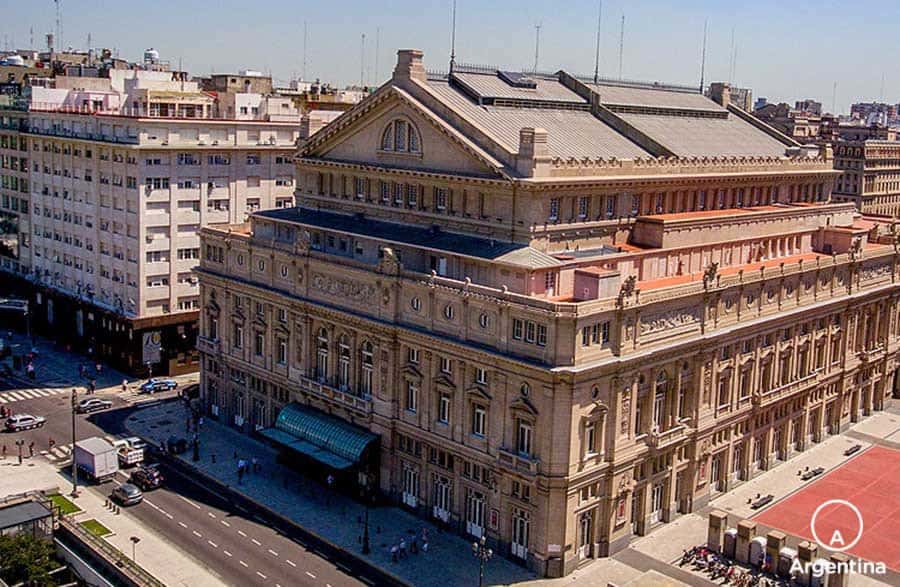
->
[236,456,261,483]
[390,528,430,562]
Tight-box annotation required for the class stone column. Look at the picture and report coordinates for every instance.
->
[826,553,850,587]
[766,530,786,575]
[797,541,817,587]
[736,520,756,564]
[708,510,728,552]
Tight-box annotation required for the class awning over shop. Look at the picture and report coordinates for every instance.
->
[259,402,378,470]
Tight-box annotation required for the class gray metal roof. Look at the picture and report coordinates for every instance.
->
[427,79,651,160]
[256,207,563,269]
[617,112,790,158]
[74,437,114,454]
[451,71,586,104]
[589,82,722,112]
[0,500,52,530]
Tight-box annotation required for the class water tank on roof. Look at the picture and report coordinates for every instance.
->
[143,48,160,63]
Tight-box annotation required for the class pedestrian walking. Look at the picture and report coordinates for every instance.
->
[121,379,128,393]
[237,459,246,484]
[390,543,399,562]
[198,416,204,429]
[251,457,259,473]
[410,535,418,554]
[1,445,6,459]
[28,441,34,457]
[421,527,429,553]
[48,438,55,450]
[95,362,102,375]
[89,379,96,394]
[399,538,407,559]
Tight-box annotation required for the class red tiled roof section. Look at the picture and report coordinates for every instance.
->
[637,251,826,291]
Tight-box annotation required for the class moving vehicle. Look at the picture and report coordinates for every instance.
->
[111,483,143,506]
[75,397,113,413]
[74,437,119,482]
[129,464,163,491]
[112,439,144,467]
[139,378,178,394]
[122,437,147,451]
[5,414,46,431]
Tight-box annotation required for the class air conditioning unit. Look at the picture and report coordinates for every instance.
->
[212,140,219,146]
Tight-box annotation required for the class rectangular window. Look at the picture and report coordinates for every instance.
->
[405,381,418,413]
[407,184,418,207]
[517,420,532,456]
[435,187,448,211]
[254,332,264,356]
[440,356,452,375]
[549,198,559,221]
[438,394,451,424]
[246,153,261,165]
[277,338,287,364]
[578,196,590,219]
[525,321,536,344]
[605,195,616,218]
[380,181,390,203]
[408,347,420,364]
[355,177,366,199]
[472,405,486,436]
[475,367,487,385]
[537,324,547,347]
[233,324,243,349]
[513,319,524,340]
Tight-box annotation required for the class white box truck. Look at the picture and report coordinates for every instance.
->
[74,437,119,482]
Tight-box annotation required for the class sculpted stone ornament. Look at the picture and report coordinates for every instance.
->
[640,308,700,335]
[849,237,863,262]
[311,273,376,304]
[702,262,719,289]
[378,246,401,275]
[295,230,311,255]
[617,275,637,307]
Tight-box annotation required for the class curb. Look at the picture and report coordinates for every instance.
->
[155,450,411,587]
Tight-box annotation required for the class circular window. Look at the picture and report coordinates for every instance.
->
[237,254,244,266]
[478,313,489,329]
[443,304,455,320]
[280,265,288,278]
[520,382,530,397]
[410,297,421,312]
[258,259,265,271]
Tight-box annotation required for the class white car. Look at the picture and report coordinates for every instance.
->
[5,414,46,431]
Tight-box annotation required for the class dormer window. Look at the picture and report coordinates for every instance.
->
[380,119,421,154]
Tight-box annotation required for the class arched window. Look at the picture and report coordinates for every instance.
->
[338,334,351,391]
[654,372,668,430]
[380,119,421,154]
[315,327,329,382]
[360,341,374,396]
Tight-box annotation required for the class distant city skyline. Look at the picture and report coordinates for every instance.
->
[3,0,899,115]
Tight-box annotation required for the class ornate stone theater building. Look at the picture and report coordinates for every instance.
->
[196,50,899,577]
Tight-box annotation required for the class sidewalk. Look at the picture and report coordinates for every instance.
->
[126,400,537,587]
[0,455,223,587]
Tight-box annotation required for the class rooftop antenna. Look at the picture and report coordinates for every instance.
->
[449,0,457,73]
[374,26,380,85]
[617,13,625,80]
[360,33,366,87]
[179,56,184,91]
[533,22,542,73]
[699,18,708,93]
[593,1,602,84]
[54,0,62,52]
[831,80,838,115]
[728,27,735,84]
[302,21,308,80]
[880,72,885,103]
[30,26,34,49]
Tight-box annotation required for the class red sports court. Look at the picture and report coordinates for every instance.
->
[754,445,900,571]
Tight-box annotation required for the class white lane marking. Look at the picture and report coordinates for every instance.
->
[144,500,161,512]
[223,550,233,557]
[0,397,7,404]
[177,495,202,509]
[285,560,296,567]
[251,538,261,546]
[305,571,316,579]
[257,572,267,579]
[267,549,278,556]
[207,512,216,518]
[239,560,248,568]
[19,390,38,398]
[192,530,202,538]
[178,522,188,528]
[237,530,247,537]
[208,540,218,548]
[7,392,25,400]
[220,520,230,527]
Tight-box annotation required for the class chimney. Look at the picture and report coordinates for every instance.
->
[516,127,551,177]
[393,49,426,83]
[709,82,731,108]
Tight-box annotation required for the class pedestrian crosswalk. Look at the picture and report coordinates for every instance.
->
[0,387,71,404]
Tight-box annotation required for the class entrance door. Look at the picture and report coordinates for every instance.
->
[402,465,419,508]
[710,454,722,493]
[432,476,451,523]
[578,512,592,559]
[465,489,485,538]
[773,428,783,460]
[733,444,744,481]
[511,509,529,560]
[631,489,641,534]
[675,472,687,514]
[650,482,664,524]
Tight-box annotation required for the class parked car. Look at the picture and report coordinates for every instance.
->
[76,397,113,413]
[166,436,188,455]
[122,437,148,451]
[111,483,143,506]
[129,464,163,491]
[138,378,178,394]
[5,414,46,431]
[181,383,200,400]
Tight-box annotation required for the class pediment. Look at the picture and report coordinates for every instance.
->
[402,364,423,379]
[510,396,538,416]
[433,374,456,389]
[301,86,508,179]
[465,384,492,401]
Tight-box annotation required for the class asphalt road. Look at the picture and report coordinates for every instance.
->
[0,383,364,587]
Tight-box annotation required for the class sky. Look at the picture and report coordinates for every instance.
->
[3,0,899,114]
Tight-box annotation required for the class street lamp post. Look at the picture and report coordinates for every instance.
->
[130,536,140,561]
[70,389,79,497]
[472,534,493,587]
[359,470,372,554]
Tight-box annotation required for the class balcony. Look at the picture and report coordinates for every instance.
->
[645,424,687,451]
[497,447,540,476]
[197,336,220,355]
[289,369,372,416]
[752,371,818,408]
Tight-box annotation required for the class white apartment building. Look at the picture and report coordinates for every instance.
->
[2,69,301,374]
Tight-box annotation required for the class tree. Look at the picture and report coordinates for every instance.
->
[0,532,60,586]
